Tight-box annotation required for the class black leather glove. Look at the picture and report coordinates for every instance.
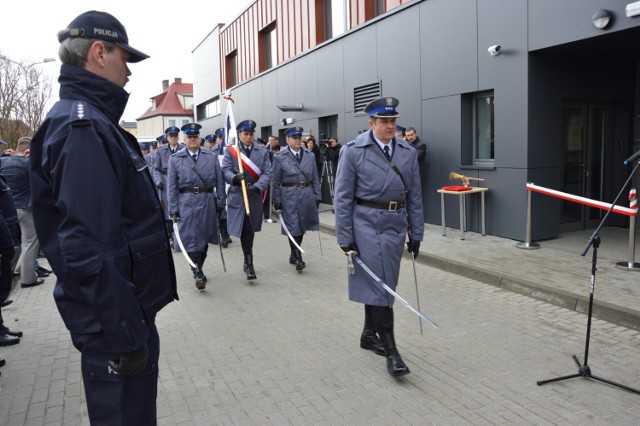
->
[339,243,358,255]
[248,186,260,195]
[170,213,180,223]
[232,172,245,186]
[406,239,420,259]
[108,343,149,376]
[273,203,283,212]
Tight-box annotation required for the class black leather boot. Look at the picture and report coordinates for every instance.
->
[295,248,305,271]
[244,255,257,280]
[289,248,296,265]
[380,332,410,376]
[219,219,231,248]
[360,315,385,356]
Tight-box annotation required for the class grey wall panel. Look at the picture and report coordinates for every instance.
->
[376,9,422,130]
[529,0,639,51]
[478,0,529,170]
[342,26,379,114]
[420,0,479,99]
[260,72,279,125]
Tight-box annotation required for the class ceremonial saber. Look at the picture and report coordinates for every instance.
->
[278,211,305,253]
[317,231,323,256]
[215,212,227,272]
[173,222,197,269]
[351,254,438,329]
[411,255,423,336]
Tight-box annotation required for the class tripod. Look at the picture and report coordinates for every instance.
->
[537,159,640,395]
[320,154,335,213]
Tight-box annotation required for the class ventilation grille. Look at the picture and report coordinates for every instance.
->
[353,81,381,114]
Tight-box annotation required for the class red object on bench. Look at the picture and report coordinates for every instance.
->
[441,185,473,191]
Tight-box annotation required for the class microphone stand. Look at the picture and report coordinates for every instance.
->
[536,159,640,394]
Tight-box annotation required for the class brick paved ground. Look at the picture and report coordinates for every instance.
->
[1,219,639,425]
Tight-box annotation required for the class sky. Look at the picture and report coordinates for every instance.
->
[1,1,249,122]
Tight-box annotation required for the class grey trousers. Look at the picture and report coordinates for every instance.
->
[17,208,39,284]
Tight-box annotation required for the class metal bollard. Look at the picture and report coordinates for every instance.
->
[516,184,540,250]
[616,188,640,271]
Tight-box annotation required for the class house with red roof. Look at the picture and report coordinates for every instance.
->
[136,78,194,141]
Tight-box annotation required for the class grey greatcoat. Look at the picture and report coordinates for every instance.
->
[221,143,272,237]
[334,130,424,307]
[272,147,321,236]
[151,144,183,218]
[167,148,226,252]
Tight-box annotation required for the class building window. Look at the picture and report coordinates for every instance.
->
[226,50,238,89]
[181,119,189,127]
[168,119,176,127]
[353,81,382,115]
[196,96,221,121]
[473,91,494,164]
[260,22,277,72]
[375,0,385,17]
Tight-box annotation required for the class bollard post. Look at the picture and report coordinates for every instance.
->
[517,184,540,250]
[616,188,640,271]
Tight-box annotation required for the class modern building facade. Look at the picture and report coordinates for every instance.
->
[193,0,640,241]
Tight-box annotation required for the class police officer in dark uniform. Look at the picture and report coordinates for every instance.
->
[221,120,272,279]
[210,128,233,248]
[335,96,424,377]
[168,123,226,290]
[29,11,178,423]
[271,127,322,271]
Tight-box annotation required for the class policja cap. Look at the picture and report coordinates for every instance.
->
[181,123,202,136]
[364,97,400,118]
[236,120,256,133]
[57,11,150,63]
[285,127,304,138]
[214,128,225,137]
[204,134,216,142]
[139,142,149,151]
[165,126,180,135]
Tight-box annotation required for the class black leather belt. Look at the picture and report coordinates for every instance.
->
[281,182,310,187]
[179,187,214,194]
[355,198,405,211]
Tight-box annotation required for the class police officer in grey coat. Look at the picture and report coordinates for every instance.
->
[272,127,321,271]
[334,97,424,377]
[152,127,183,243]
[168,123,226,290]
[221,120,272,280]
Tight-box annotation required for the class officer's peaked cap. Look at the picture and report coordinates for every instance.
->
[165,126,180,135]
[285,127,304,138]
[57,11,149,63]
[214,128,225,137]
[364,97,400,118]
[181,123,202,135]
[236,120,256,132]
[204,134,216,142]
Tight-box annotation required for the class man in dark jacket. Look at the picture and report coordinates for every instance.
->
[29,11,178,424]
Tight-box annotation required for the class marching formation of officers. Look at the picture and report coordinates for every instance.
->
[145,119,324,287]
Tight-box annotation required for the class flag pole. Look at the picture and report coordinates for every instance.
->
[224,91,251,216]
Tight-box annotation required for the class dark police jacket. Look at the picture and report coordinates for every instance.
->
[30,65,178,353]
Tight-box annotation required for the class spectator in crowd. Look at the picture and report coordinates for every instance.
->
[405,127,426,183]
[0,137,45,289]
[326,137,342,178]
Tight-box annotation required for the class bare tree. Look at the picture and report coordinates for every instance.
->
[0,55,54,149]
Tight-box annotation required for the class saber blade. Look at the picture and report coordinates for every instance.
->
[353,255,438,329]
[173,222,197,269]
[411,255,423,336]
[278,212,305,253]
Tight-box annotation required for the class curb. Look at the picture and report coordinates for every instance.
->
[319,223,640,331]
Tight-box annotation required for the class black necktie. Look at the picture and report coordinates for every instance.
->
[295,152,300,162]
[191,153,197,162]
[383,145,391,161]
[244,146,251,157]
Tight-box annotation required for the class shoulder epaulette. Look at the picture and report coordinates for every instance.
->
[69,101,92,127]
[346,140,356,146]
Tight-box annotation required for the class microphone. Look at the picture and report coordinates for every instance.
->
[624,150,640,165]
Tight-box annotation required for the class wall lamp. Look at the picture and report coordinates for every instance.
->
[277,104,303,112]
[592,9,613,29]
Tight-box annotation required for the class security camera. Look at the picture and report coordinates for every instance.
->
[488,45,501,56]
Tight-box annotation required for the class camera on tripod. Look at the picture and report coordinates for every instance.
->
[318,133,331,158]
